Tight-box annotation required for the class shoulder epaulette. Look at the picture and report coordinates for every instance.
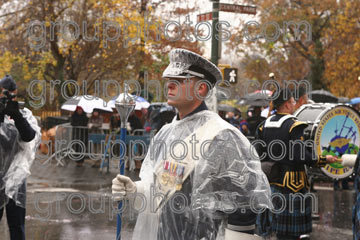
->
[259,125,263,132]
[289,121,308,133]
[264,114,295,128]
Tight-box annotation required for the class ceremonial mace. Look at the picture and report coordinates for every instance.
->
[114,89,135,240]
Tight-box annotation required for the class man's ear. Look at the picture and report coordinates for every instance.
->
[284,100,291,111]
[197,81,209,97]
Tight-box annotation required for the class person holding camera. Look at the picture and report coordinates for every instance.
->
[0,75,41,240]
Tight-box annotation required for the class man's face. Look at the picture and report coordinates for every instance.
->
[284,97,296,114]
[166,77,204,109]
[302,94,308,105]
[355,103,360,112]
[227,112,234,118]
[295,94,308,110]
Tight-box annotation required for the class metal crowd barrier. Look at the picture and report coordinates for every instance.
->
[42,123,155,172]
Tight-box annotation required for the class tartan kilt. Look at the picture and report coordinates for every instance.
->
[270,185,313,237]
[352,191,360,240]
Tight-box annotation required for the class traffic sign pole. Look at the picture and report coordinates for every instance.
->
[207,1,256,66]
[211,0,219,65]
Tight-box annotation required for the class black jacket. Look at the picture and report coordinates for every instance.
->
[71,112,89,126]
[256,113,326,192]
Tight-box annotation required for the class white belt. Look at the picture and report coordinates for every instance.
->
[227,224,255,232]
[224,228,262,240]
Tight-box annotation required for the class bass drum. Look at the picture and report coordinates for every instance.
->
[294,103,360,180]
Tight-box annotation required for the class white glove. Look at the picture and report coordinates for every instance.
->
[341,154,357,167]
[126,122,132,132]
[112,174,137,201]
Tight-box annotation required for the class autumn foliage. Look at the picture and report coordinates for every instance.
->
[0,0,201,109]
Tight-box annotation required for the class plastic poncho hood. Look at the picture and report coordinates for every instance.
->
[131,110,272,240]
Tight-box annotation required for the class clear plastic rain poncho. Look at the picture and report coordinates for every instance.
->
[131,110,272,240]
[0,108,41,209]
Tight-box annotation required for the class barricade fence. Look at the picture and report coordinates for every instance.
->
[37,123,155,171]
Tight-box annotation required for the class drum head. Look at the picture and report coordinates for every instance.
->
[294,104,329,140]
[295,105,327,123]
[314,105,360,179]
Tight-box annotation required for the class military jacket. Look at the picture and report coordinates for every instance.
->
[256,113,327,192]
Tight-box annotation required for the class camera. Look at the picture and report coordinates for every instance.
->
[0,90,23,113]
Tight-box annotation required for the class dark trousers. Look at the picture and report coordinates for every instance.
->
[72,128,88,163]
[334,179,349,190]
[0,198,25,240]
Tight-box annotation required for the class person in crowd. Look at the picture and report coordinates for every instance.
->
[247,106,266,136]
[143,109,153,133]
[70,106,89,167]
[88,109,103,168]
[128,111,144,169]
[225,111,240,128]
[128,111,143,135]
[89,109,103,134]
[110,110,121,133]
[239,119,250,136]
[234,111,242,123]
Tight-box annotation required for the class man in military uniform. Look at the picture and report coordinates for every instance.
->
[256,88,339,240]
[112,49,272,240]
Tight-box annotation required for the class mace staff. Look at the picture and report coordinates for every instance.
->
[114,88,135,240]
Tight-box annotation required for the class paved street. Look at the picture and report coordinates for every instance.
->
[0,157,354,240]
[0,0,359,239]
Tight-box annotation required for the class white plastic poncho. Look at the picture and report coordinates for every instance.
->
[0,108,41,208]
[131,110,272,240]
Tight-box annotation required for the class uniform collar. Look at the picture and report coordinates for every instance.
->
[176,101,208,120]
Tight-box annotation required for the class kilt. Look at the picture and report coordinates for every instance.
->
[353,193,360,240]
[353,176,360,240]
[257,185,313,237]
